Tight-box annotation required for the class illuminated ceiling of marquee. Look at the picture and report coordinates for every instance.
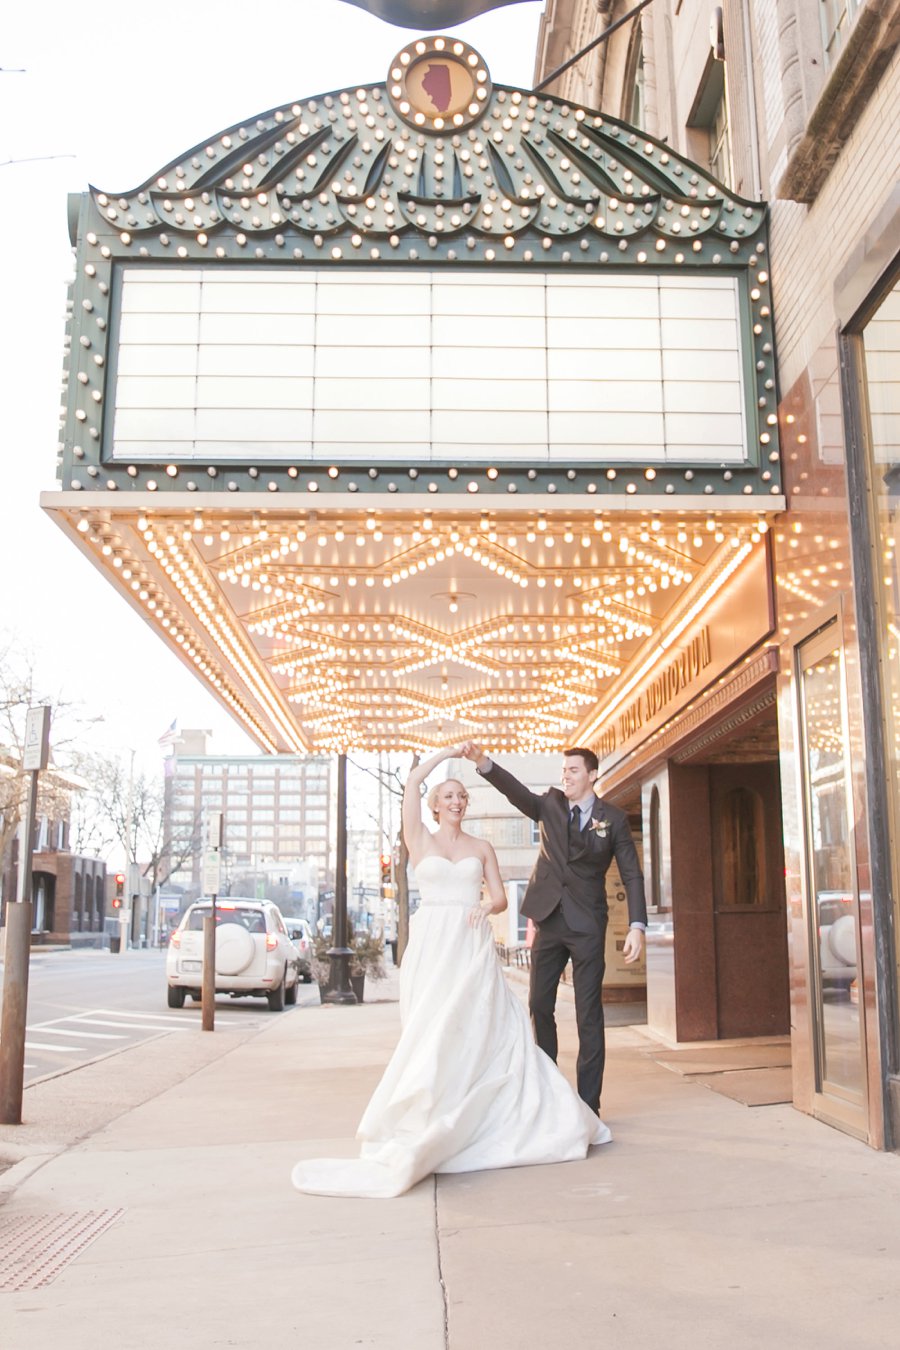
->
[45,495,771,755]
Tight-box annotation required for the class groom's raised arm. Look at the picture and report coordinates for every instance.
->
[463,743,543,823]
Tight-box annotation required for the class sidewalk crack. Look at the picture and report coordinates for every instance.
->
[433,1176,450,1348]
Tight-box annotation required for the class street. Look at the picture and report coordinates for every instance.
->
[2,949,318,1085]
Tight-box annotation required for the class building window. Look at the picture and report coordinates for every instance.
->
[821,0,863,66]
[624,23,645,128]
[708,87,731,187]
[687,59,732,190]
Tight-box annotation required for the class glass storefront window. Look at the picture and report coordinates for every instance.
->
[799,625,866,1103]
[861,275,900,1004]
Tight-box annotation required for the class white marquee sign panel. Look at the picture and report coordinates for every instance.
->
[111,268,749,465]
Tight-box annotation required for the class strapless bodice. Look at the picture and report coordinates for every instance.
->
[414,853,483,907]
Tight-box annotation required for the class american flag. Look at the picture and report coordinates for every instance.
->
[157,719,178,751]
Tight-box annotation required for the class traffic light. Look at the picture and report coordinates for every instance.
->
[112,872,125,909]
[380,854,393,898]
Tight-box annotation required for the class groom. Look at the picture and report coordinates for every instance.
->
[461,742,646,1114]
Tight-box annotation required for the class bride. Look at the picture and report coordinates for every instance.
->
[291,745,610,1199]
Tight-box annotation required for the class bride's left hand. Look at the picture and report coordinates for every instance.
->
[467,902,490,928]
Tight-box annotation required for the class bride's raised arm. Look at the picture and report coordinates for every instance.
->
[401,745,464,861]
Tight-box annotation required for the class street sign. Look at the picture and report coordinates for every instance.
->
[22,706,51,772]
[202,848,222,896]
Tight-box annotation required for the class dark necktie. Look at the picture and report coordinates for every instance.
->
[568,805,582,850]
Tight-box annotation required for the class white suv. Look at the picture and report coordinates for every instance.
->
[166,898,299,1011]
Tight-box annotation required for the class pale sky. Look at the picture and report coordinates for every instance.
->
[0,0,545,773]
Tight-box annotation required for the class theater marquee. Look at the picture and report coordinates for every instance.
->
[46,39,783,754]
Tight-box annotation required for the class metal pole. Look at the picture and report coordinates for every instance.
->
[201,905,216,1030]
[0,770,39,1124]
[533,0,654,92]
[120,749,135,954]
[324,752,356,1004]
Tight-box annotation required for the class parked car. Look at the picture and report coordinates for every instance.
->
[166,898,299,1011]
[283,918,314,983]
[816,891,858,992]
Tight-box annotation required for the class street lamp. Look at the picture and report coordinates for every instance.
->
[323,753,356,1004]
[337,1,534,28]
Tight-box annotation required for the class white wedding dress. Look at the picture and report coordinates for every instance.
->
[291,854,610,1199]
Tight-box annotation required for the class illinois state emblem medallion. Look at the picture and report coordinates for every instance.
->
[388,36,491,131]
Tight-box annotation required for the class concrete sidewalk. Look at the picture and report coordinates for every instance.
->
[2,969,899,1350]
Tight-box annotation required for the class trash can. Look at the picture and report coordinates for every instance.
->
[109,935,121,954]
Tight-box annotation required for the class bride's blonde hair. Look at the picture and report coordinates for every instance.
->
[427,778,469,823]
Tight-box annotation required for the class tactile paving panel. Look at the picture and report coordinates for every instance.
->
[0,1209,125,1290]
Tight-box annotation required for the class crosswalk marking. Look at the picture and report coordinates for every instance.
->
[24,1041,82,1053]
[30,1026,125,1040]
[18,1006,270,1075]
[64,1016,192,1032]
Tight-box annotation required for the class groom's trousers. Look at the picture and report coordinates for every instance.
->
[529,906,608,1113]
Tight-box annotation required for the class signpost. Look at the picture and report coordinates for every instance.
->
[202,812,222,1031]
[0,707,50,1124]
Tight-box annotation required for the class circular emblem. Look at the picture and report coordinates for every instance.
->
[387,36,491,132]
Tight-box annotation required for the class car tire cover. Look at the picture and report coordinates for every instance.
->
[215,922,256,975]
[827,913,857,966]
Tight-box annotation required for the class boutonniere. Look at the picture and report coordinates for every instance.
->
[588,818,609,839]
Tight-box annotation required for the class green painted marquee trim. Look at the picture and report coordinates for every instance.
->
[58,77,781,503]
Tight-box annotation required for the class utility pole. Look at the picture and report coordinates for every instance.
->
[120,747,135,954]
[0,706,50,1124]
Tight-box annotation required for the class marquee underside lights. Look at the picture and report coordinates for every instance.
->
[44,498,773,755]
